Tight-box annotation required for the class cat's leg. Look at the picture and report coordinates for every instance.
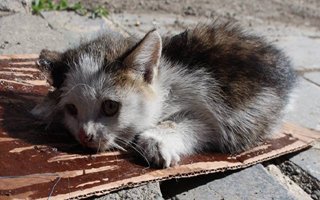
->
[136,115,214,168]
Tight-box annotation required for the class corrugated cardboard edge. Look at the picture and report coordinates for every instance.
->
[47,124,320,200]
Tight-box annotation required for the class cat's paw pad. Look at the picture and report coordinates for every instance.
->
[137,133,180,168]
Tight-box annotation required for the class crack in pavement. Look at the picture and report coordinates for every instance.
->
[38,12,56,31]
[278,160,320,200]
[303,76,320,88]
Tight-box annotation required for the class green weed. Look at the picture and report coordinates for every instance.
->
[31,0,108,18]
[90,5,109,19]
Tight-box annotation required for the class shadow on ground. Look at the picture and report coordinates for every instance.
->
[0,90,94,154]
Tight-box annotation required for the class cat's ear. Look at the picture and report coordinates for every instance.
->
[123,30,162,84]
[37,49,69,88]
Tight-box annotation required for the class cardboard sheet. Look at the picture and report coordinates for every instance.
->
[0,55,319,199]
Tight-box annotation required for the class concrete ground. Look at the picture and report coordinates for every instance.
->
[0,1,319,199]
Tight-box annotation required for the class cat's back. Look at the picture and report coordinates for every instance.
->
[162,23,297,105]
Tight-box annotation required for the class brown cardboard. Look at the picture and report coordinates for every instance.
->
[0,55,319,200]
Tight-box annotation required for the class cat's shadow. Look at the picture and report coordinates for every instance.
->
[0,90,150,166]
[1,91,102,155]
[0,91,168,167]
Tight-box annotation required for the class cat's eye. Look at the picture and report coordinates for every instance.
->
[65,104,78,117]
[102,100,119,117]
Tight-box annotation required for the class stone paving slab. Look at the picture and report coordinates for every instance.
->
[274,36,320,71]
[0,12,125,55]
[0,0,31,14]
[290,148,320,182]
[40,11,125,44]
[0,13,68,54]
[161,164,296,200]
[284,77,320,131]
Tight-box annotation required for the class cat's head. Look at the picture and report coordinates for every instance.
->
[36,30,163,151]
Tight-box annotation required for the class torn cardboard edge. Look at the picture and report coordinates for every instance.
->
[48,123,320,200]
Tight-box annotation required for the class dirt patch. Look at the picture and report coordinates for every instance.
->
[71,0,320,30]
[278,160,320,200]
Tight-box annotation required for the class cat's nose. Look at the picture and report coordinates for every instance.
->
[78,128,93,145]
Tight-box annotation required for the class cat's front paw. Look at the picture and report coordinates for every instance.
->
[137,130,181,168]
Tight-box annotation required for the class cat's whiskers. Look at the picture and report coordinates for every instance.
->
[110,140,127,152]
[114,137,151,168]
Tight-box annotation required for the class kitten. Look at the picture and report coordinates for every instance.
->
[32,23,297,168]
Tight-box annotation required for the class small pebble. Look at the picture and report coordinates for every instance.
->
[135,21,141,26]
